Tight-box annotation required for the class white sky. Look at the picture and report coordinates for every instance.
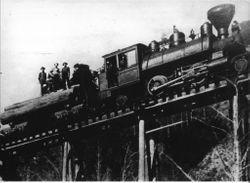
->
[0,0,250,111]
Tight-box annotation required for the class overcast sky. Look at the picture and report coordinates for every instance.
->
[0,0,249,112]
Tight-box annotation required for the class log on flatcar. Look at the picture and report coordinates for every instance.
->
[0,85,80,124]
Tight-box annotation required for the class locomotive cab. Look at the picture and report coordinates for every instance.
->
[99,43,148,99]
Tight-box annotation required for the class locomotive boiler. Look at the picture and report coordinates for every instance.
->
[0,4,249,129]
[99,4,248,103]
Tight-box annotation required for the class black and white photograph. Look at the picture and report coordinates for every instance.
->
[0,0,250,181]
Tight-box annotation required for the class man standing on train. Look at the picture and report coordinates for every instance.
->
[71,63,97,107]
[50,63,61,91]
[61,62,71,89]
[38,66,47,95]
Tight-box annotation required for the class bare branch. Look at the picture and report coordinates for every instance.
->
[238,118,244,129]
[239,131,250,144]
[161,153,195,181]
[43,155,61,178]
[121,143,137,181]
[240,146,249,164]
[209,106,233,124]
[192,117,230,135]
[128,152,137,160]
[28,169,44,181]
[121,144,130,181]
[241,164,250,172]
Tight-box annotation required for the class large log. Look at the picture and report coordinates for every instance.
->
[4,97,41,111]
[0,86,79,124]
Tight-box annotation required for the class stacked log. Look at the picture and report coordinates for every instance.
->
[0,85,79,125]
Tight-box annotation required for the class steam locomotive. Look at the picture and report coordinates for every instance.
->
[98,3,248,106]
[0,4,249,130]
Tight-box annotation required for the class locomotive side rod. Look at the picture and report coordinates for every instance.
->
[151,57,228,94]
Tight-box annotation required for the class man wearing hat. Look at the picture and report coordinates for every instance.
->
[223,21,246,61]
[71,63,96,107]
[231,21,244,45]
[38,67,47,95]
[61,62,71,89]
[50,63,61,91]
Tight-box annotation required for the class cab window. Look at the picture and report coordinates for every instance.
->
[127,50,136,67]
[118,50,136,70]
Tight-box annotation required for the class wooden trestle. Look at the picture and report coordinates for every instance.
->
[0,77,249,181]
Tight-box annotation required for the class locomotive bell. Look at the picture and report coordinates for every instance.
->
[169,32,186,48]
[169,26,186,48]
[207,4,235,39]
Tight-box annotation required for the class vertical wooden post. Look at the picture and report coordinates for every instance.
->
[247,95,250,181]
[67,143,73,181]
[62,142,73,181]
[145,136,156,181]
[149,138,155,169]
[97,140,101,181]
[232,94,241,181]
[155,145,160,180]
[74,160,80,181]
[0,160,3,181]
[62,142,68,181]
[138,119,145,181]
[145,152,149,181]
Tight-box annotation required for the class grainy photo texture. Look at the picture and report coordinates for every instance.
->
[0,0,250,181]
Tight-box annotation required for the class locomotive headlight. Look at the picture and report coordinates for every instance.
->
[231,53,250,75]
[234,56,248,74]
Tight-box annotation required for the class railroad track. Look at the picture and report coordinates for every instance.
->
[0,78,249,155]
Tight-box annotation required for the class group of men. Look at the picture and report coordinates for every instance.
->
[38,62,71,95]
[38,62,98,107]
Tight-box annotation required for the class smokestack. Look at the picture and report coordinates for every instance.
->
[207,4,235,39]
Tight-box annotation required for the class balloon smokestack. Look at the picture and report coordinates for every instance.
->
[207,4,235,39]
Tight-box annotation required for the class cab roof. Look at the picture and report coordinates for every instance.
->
[102,43,146,58]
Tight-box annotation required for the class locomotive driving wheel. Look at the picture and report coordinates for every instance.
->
[147,75,168,95]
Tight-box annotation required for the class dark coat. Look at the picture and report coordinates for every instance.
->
[71,64,93,89]
[61,66,70,79]
[71,64,97,106]
[38,71,47,84]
